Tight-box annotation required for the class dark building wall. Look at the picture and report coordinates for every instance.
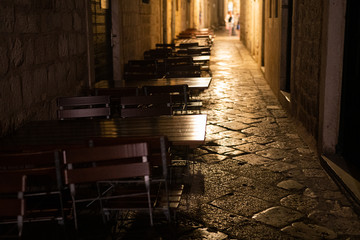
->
[121,0,161,62]
[290,0,324,139]
[264,0,281,98]
[92,0,113,82]
[0,0,89,137]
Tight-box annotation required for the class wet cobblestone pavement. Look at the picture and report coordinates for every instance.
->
[107,29,360,240]
[29,29,360,240]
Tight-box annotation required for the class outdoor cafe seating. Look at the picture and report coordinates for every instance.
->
[0,28,210,238]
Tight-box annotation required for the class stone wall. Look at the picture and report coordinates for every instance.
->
[121,0,162,61]
[0,0,88,137]
[290,0,324,139]
[240,0,263,63]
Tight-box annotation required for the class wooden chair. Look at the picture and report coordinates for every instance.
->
[0,174,26,238]
[0,150,67,225]
[165,65,202,78]
[57,95,111,120]
[88,136,184,222]
[93,87,139,116]
[178,42,199,49]
[144,84,202,114]
[119,95,173,118]
[143,85,189,114]
[124,64,162,80]
[62,142,153,229]
[155,43,175,49]
[143,48,173,60]
[163,56,194,68]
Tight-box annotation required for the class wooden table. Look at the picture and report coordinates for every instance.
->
[1,115,207,149]
[192,55,210,62]
[116,77,212,91]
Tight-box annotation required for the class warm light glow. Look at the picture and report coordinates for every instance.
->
[100,0,109,9]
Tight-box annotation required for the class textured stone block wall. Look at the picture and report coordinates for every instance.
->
[291,0,324,139]
[121,0,161,62]
[0,0,88,136]
[239,0,251,49]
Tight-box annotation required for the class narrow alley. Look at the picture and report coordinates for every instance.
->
[103,29,360,240]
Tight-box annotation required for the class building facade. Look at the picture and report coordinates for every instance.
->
[239,0,360,205]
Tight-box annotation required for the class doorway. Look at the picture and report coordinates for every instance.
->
[338,0,360,169]
[280,0,292,93]
[91,0,114,84]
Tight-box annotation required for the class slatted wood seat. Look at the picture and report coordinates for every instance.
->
[57,95,111,120]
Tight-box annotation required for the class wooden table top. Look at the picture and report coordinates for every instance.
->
[192,55,210,62]
[116,77,212,90]
[1,115,207,149]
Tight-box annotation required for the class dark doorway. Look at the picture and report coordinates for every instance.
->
[284,0,292,92]
[338,0,360,168]
[280,0,292,92]
[261,0,265,67]
[92,0,114,84]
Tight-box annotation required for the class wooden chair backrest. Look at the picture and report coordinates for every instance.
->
[0,174,26,216]
[143,85,189,113]
[88,136,170,176]
[57,95,111,120]
[0,150,60,179]
[63,142,149,184]
[179,42,199,48]
[124,64,162,80]
[94,87,139,97]
[119,95,172,118]
[155,43,175,49]
[0,173,26,238]
[63,142,153,227]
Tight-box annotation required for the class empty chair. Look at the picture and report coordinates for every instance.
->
[155,43,176,49]
[0,150,67,225]
[163,56,194,68]
[143,48,173,60]
[143,85,189,114]
[119,94,173,118]
[62,142,153,229]
[88,136,184,222]
[0,174,26,238]
[179,42,199,49]
[57,95,111,120]
[165,65,202,78]
[94,87,139,97]
[93,87,139,116]
[124,62,162,80]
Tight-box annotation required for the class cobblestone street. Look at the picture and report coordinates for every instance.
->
[149,29,360,240]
